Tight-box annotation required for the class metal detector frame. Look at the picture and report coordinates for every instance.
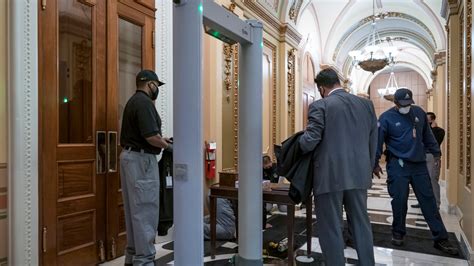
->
[173,1,263,265]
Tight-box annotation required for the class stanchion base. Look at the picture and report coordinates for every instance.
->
[295,255,315,263]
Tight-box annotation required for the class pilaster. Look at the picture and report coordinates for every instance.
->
[8,0,39,264]
[156,0,173,137]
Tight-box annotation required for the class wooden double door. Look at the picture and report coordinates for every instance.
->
[39,0,156,264]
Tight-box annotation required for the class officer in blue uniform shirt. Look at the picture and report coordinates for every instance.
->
[373,88,458,255]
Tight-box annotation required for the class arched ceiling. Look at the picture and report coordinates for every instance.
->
[293,0,446,93]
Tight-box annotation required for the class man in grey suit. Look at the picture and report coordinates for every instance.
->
[299,68,377,266]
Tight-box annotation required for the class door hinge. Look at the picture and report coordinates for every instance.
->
[98,240,106,262]
[152,30,155,49]
[41,0,47,10]
[111,237,117,258]
[42,227,47,253]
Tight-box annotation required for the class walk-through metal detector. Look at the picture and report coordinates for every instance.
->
[173,1,263,265]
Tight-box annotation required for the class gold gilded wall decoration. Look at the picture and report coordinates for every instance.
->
[466,0,472,187]
[223,41,240,169]
[289,0,303,23]
[263,39,277,160]
[446,23,450,170]
[460,12,465,175]
[224,44,233,103]
[232,45,239,169]
[288,48,296,134]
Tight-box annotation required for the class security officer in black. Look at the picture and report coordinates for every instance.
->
[373,88,458,255]
[120,70,172,266]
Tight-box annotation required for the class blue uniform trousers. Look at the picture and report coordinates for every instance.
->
[386,158,448,241]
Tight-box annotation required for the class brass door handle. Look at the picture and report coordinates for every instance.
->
[96,131,106,174]
[107,131,118,172]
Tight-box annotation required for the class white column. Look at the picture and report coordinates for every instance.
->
[8,0,39,265]
[172,1,204,265]
[237,20,263,264]
[156,0,173,137]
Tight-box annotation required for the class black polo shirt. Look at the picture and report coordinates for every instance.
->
[120,90,162,154]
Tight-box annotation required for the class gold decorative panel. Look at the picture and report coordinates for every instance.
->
[289,0,303,23]
[263,39,277,160]
[287,48,296,134]
[460,12,465,175]
[467,0,472,187]
[232,45,239,169]
[447,24,450,170]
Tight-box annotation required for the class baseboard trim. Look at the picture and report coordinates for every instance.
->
[458,229,474,263]
[448,204,461,216]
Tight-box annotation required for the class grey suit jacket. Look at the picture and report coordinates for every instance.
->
[299,90,378,195]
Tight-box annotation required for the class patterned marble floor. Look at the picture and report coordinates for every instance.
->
[103,173,469,265]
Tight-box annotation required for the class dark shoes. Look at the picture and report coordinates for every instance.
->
[434,239,459,255]
[411,204,420,208]
[391,234,404,246]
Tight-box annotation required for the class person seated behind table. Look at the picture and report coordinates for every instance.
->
[263,154,279,183]
[204,198,236,240]
[204,196,270,240]
[263,155,287,214]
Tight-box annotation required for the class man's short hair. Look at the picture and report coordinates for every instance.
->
[263,155,272,164]
[314,68,340,88]
[427,112,436,120]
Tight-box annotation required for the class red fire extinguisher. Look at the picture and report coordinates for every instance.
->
[205,141,216,179]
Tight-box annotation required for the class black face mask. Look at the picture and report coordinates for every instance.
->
[148,83,159,101]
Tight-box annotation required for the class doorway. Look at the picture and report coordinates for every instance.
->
[39,0,155,264]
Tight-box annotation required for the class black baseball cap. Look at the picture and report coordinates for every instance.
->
[136,70,165,86]
[394,88,414,106]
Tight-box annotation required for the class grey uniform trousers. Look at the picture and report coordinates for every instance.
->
[315,189,375,266]
[120,150,160,266]
[426,153,441,208]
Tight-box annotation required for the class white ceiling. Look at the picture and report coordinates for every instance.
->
[296,0,445,93]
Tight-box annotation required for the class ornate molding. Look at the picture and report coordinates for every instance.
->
[263,39,277,160]
[448,0,462,17]
[287,48,296,134]
[279,23,302,47]
[243,0,301,46]
[156,0,173,137]
[447,28,451,170]
[232,45,239,169]
[223,44,233,103]
[434,51,447,66]
[259,0,279,13]
[289,0,303,23]
[9,0,39,264]
[466,0,472,187]
[244,0,281,32]
[460,11,464,175]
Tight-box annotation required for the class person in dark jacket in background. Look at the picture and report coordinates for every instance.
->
[412,112,445,209]
[373,88,457,255]
[299,68,377,266]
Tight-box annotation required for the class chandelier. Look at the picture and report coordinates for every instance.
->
[348,0,397,73]
[377,66,399,101]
